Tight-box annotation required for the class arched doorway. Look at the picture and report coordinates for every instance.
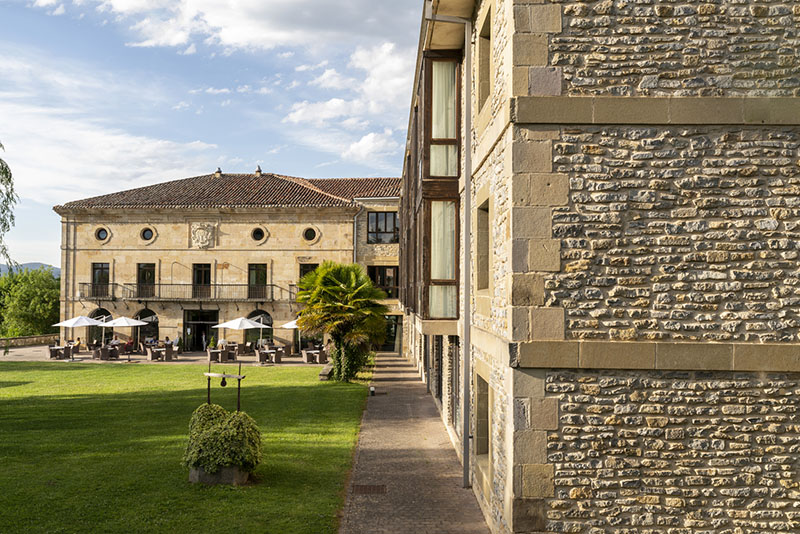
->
[246,310,273,347]
[134,309,159,345]
[88,308,113,346]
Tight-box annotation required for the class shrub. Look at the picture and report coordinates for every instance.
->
[183,404,262,474]
[207,336,216,349]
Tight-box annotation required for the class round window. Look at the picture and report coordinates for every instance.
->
[252,228,265,241]
[95,228,108,241]
[141,228,154,241]
[303,228,317,241]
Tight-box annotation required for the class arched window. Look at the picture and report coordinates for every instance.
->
[88,308,113,346]
[246,310,273,346]
[134,309,159,346]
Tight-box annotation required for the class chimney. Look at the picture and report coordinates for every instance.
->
[214,167,222,178]
[255,165,262,177]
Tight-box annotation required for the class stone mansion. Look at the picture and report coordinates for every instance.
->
[54,171,401,353]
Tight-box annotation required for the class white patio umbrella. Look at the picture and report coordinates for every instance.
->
[53,316,103,347]
[279,319,298,329]
[105,316,148,328]
[53,316,103,328]
[212,317,262,347]
[105,316,148,344]
[105,316,148,362]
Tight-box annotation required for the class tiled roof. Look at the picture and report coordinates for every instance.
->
[308,177,400,199]
[54,173,401,212]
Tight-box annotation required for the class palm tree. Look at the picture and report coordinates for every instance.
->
[296,261,388,381]
[0,141,18,266]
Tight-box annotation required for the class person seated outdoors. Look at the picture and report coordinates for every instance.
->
[74,337,82,350]
[110,335,121,346]
[164,336,173,346]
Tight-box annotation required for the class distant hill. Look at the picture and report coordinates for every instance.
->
[0,263,61,277]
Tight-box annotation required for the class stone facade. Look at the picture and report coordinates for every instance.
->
[550,0,800,98]
[401,0,800,533]
[545,369,800,533]
[56,178,401,349]
[547,125,800,342]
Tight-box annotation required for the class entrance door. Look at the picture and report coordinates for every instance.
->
[183,310,219,351]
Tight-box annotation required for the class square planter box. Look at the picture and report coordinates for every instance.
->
[189,466,249,486]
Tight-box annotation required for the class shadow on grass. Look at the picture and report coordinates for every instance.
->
[0,381,31,389]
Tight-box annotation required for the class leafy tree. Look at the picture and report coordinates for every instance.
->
[0,267,60,337]
[296,261,387,381]
[0,141,18,266]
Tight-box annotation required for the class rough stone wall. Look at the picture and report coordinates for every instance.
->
[546,125,800,342]
[473,129,513,339]
[550,0,800,97]
[474,346,512,534]
[544,369,800,533]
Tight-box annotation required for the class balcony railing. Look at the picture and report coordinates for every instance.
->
[78,283,296,302]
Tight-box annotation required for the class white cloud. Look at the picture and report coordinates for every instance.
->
[310,68,354,90]
[50,4,66,15]
[282,42,413,168]
[204,87,230,94]
[43,1,419,52]
[172,101,190,110]
[342,129,400,165]
[277,51,294,59]
[295,60,328,72]
[0,45,219,207]
[179,43,196,55]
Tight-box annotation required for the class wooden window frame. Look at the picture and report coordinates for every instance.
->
[424,198,460,319]
[423,51,462,180]
[367,212,400,244]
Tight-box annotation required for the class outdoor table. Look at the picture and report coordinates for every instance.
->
[305,349,320,364]
[208,349,222,362]
[152,348,166,361]
[258,349,275,363]
[50,346,64,359]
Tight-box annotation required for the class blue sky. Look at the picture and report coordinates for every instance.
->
[0,0,420,266]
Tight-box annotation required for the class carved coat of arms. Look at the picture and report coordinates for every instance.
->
[191,223,215,249]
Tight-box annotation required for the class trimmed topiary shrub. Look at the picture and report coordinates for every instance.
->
[183,404,262,475]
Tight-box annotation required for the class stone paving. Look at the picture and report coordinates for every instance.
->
[339,354,489,534]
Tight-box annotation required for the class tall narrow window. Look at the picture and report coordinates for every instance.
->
[429,59,459,177]
[137,263,155,298]
[299,263,319,280]
[477,200,490,290]
[248,264,268,299]
[91,263,109,298]
[192,264,211,299]
[429,200,457,318]
[478,12,492,109]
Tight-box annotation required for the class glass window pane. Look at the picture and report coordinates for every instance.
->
[368,213,377,232]
[430,145,458,176]
[429,285,457,318]
[432,61,456,139]
[431,201,456,280]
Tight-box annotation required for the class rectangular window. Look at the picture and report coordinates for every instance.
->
[429,200,457,318]
[248,264,268,299]
[137,263,155,298]
[430,59,459,177]
[478,13,492,109]
[477,200,490,290]
[299,263,319,280]
[91,263,109,298]
[368,265,399,298]
[192,263,211,299]
[368,212,399,244]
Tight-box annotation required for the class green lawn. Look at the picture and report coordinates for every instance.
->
[0,362,368,534]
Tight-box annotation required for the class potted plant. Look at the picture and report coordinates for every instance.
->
[183,403,262,485]
[208,336,216,349]
[176,337,183,354]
